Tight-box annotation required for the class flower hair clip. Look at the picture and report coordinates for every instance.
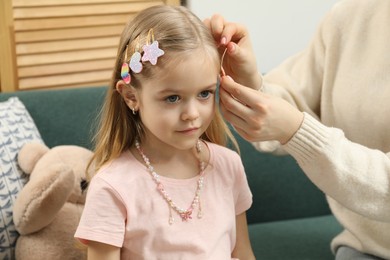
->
[121,29,165,84]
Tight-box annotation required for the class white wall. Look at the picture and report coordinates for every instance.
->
[188,0,339,73]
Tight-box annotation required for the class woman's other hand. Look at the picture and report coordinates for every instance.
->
[220,76,304,144]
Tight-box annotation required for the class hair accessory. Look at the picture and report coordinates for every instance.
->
[220,48,227,77]
[121,29,164,82]
[142,41,164,65]
[141,29,164,65]
[129,52,143,73]
[121,45,131,84]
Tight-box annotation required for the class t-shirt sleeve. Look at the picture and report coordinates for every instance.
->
[74,175,126,247]
[232,155,253,215]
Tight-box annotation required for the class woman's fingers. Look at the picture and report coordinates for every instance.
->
[219,78,264,136]
[206,14,225,43]
[220,76,304,143]
[206,14,248,45]
[221,76,263,108]
[205,15,261,89]
[220,84,262,141]
[227,121,255,143]
[219,88,246,122]
[221,22,248,44]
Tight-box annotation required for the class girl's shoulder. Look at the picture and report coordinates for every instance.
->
[205,142,247,185]
[206,141,239,155]
[94,151,145,184]
[206,141,241,165]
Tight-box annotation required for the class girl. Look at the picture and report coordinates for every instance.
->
[75,5,255,260]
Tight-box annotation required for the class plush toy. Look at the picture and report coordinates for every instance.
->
[13,142,93,260]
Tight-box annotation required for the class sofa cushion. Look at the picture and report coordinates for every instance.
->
[249,214,343,260]
[235,133,332,223]
[0,97,43,259]
[0,87,107,149]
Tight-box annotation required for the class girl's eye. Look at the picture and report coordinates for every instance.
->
[199,90,212,99]
[165,95,180,103]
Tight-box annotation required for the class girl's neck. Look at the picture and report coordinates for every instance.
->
[131,139,208,179]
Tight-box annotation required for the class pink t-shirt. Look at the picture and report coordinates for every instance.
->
[75,142,252,259]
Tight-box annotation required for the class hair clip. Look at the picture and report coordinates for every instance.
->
[121,29,164,83]
[121,45,131,84]
[141,29,164,65]
[129,37,143,73]
[220,48,227,77]
[130,52,143,73]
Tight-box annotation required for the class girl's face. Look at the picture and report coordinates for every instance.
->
[136,51,219,152]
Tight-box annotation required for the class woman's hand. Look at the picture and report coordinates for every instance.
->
[204,14,262,90]
[219,76,304,144]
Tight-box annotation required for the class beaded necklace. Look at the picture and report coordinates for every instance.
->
[135,140,205,225]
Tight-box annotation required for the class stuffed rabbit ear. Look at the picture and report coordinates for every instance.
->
[13,163,75,235]
[18,142,49,174]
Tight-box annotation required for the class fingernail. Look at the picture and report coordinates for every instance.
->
[226,75,233,81]
[228,43,235,53]
[221,37,227,45]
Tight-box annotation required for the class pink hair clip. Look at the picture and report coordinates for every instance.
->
[142,40,164,65]
[142,29,164,65]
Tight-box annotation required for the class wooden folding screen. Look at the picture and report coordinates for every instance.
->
[0,0,179,92]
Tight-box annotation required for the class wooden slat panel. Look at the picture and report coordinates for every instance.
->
[14,14,132,31]
[59,80,109,89]
[13,0,147,7]
[13,2,162,19]
[15,25,123,43]
[0,0,18,92]
[22,81,109,91]
[4,0,179,91]
[165,0,180,5]
[19,69,112,89]
[16,37,119,55]
[18,58,114,77]
[59,81,109,89]
[17,47,117,66]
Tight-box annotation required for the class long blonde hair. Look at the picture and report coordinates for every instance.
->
[89,5,238,177]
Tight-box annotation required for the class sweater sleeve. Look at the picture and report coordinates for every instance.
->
[283,113,390,222]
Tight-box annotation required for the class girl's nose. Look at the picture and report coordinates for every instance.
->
[181,101,199,121]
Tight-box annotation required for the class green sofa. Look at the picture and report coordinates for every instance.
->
[0,86,343,259]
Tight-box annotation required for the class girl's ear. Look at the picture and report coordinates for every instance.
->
[116,80,139,109]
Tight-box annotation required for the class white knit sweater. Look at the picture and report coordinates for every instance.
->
[254,0,390,258]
